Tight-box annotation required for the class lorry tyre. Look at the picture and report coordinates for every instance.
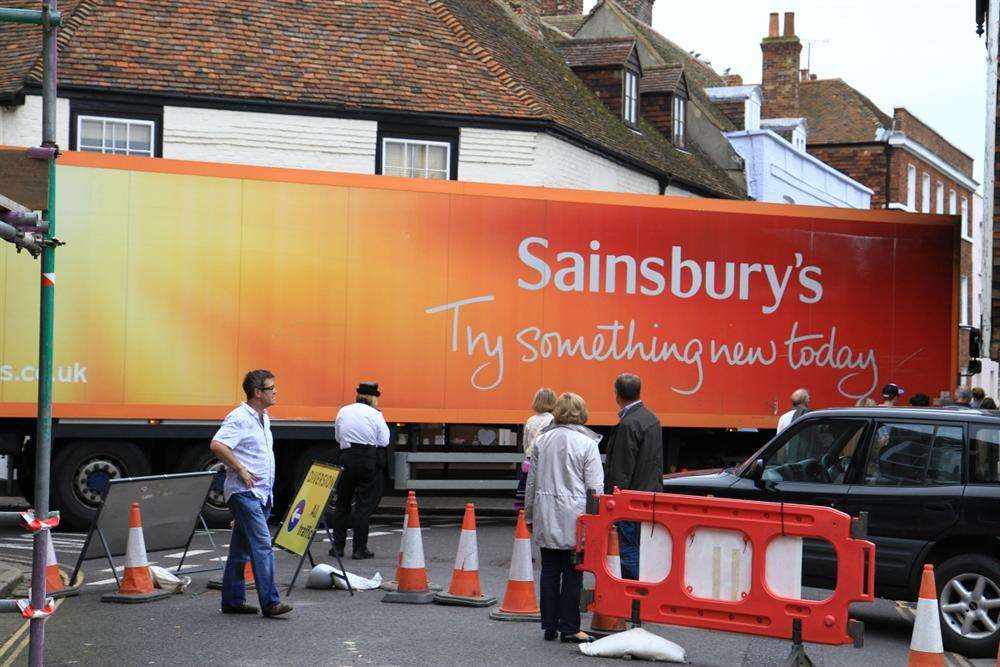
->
[51,441,150,530]
[177,448,231,528]
[936,553,1000,658]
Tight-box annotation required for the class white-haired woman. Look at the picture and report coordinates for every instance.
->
[514,388,556,513]
[525,392,603,643]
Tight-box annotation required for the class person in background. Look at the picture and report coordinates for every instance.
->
[330,382,389,560]
[854,397,877,407]
[777,388,810,432]
[909,393,931,407]
[954,386,973,407]
[514,388,556,513]
[981,397,997,410]
[210,369,292,617]
[604,373,662,580]
[972,387,986,408]
[525,392,603,644]
[880,383,904,406]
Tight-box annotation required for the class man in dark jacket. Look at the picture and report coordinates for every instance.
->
[604,373,663,579]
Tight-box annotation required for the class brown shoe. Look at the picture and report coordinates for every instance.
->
[262,602,293,618]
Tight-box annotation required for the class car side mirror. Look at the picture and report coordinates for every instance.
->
[748,458,765,487]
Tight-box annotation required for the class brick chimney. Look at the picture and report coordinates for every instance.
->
[722,73,743,87]
[505,0,544,36]
[539,0,582,14]
[618,0,655,25]
[760,11,801,119]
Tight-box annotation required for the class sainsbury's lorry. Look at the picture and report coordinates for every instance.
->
[0,151,959,528]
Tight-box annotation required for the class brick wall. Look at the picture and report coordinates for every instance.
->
[893,108,974,178]
[888,149,973,223]
[713,99,745,130]
[807,144,888,207]
[617,0,654,25]
[573,67,625,120]
[640,91,672,140]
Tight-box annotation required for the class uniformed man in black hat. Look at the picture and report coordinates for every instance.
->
[330,382,389,559]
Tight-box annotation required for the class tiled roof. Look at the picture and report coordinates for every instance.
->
[798,78,891,144]
[640,65,684,94]
[555,37,637,69]
[541,14,587,36]
[605,1,736,132]
[0,0,743,198]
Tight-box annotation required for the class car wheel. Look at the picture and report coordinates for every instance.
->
[936,553,1000,658]
[51,441,151,531]
[177,447,231,528]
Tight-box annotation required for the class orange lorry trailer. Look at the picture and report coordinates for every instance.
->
[0,151,958,527]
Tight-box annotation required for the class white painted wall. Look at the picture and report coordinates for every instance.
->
[459,127,670,195]
[726,130,872,208]
[163,107,377,173]
[0,95,70,148]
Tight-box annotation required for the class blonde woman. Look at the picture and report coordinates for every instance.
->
[525,392,603,643]
[514,388,556,512]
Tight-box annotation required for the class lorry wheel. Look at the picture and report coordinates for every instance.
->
[936,553,1000,658]
[177,448,231,528]
[51,441,150,531]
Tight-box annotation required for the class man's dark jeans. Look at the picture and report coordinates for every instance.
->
[617,521,640,580]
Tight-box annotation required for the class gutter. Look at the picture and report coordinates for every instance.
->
[875,127,979,191]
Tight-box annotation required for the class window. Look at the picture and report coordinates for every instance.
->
[381,138,450,180]
[76,115,154,156]
[623,70,639,125]
[936,181,944,214]
[791,126,807,152]
[906,165,917,211]
[744,95,761,131]
[970,425,1000,483]
[862,422,963,486]
[761,419,867,484]
[922,173,931,213]
[961,276,970,326]
[961,197,970,237]
[949,189,957,215]
[672,95,686,148]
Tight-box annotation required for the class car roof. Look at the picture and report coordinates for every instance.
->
[800,406,1000,424]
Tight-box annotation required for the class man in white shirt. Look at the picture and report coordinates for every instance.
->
[209,369,292,617]
[330,382,390,560]
[776,388,810,433]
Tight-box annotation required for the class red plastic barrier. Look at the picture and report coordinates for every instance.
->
[575,490,874,646]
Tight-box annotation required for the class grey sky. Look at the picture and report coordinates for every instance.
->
[583,1,989,184]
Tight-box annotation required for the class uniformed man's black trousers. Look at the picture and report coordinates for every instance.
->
[331,444,379,555]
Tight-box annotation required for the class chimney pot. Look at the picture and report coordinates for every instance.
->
[783,12,795,37]
[768,12,779,37]
[810,74,817,80]
[800,68,809,81]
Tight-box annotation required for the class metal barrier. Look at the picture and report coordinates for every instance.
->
[575,489,874,647]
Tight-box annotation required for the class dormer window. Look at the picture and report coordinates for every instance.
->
[672,95,686,148]
[624,70,639,125]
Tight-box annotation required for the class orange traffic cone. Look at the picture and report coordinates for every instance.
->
[102,503,170,603]
[39,532,78,599]
[908,564,944,666]
[382,493,434,604]
[208,560,257,591]
[590,525,627,635]
[434,504,496,607]
[490,510,540,621]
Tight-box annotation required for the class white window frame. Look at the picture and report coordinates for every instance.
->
[672,95,686,148]
[921,173,931,213]
[906,165,917,211]
[76,115,155,157]
[380,138,451,180]
[961,275,970,326]
[935,181,944,214]
[623,70,639,125]
[949,189,957,215]
[961,197,970,239]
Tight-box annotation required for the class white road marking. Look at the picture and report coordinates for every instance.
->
[163,550,211,559]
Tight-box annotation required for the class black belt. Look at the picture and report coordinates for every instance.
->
[347,442,376,449]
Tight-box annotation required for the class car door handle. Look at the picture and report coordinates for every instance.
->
[926,503,953,512]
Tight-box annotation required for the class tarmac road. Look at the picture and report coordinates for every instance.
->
[0,513,987,666]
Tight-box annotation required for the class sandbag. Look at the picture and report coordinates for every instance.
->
[148,565,191,594]
[579,628,686,662]
[306,564,383,591]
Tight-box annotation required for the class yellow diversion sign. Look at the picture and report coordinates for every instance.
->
[275,462,341,556]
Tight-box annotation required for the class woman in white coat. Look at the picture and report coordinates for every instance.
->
[524,392,604,643]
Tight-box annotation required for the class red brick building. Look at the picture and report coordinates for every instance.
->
[753,11,980,383]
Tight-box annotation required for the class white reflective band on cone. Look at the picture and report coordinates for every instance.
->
[125,527,148,568]
[45,535,57,566]
[400,527,426,569]
[455,530,479,571]
[910,597,944,653]
[607,554,621,578]
[509,539,533,581]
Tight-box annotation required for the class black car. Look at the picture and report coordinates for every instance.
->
[661,406,1000,658]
